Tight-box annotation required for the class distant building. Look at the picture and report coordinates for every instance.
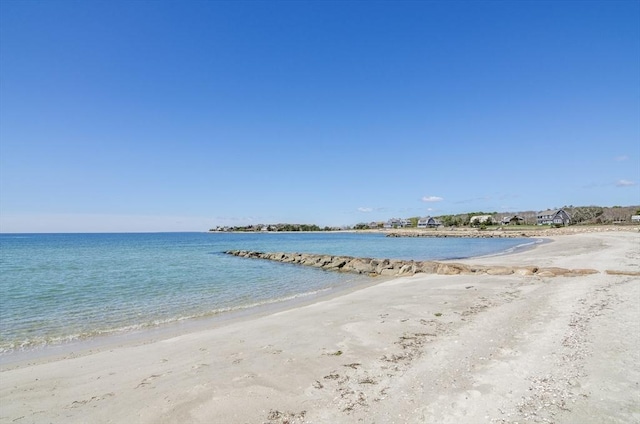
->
[384,218,400,229]
[469,215,495,226]
[537,209,571,226]
[632,215,640,223]
[417,216,441,228]
[501,215,525,225]
[384,218,411,228]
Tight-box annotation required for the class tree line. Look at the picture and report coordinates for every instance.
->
[210,223,334,232]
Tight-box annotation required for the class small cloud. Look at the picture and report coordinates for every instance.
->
[422,196,443,202]
[357,207,373,212]
[615,155,629,161]
[616,179,637,187]
[426,208,434,211]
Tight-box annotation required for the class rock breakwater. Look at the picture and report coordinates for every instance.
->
[224,250,599,278]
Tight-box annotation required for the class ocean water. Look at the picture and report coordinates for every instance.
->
[0,232,535,354]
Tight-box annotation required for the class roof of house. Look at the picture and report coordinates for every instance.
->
[538,209,560,215]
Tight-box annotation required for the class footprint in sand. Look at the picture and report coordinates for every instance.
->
[67,392,115,408]
[260,344,283,354]
[191,363,210,371]
[135,372,171,389]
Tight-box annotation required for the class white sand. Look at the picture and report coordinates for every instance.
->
[1,231,638,423]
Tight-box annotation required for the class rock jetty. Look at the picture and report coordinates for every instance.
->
[224,250,599,278]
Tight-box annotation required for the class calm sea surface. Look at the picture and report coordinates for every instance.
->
[0,232,535,354]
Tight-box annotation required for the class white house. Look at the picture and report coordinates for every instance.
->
[384,218,402,228]
[469,215,495,226]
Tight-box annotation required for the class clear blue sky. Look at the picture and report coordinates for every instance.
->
[1,0,639,232]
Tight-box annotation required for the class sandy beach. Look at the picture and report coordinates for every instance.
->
[1,230,638,424]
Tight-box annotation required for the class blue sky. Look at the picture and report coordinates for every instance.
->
[1,0,638,232]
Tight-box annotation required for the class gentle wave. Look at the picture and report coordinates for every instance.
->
[0,286,335,354]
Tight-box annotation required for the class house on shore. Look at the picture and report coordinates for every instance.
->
[469,215,495,226]
[501,215,525,225]
[384,218,410,229]
[417,216,441,228]
[537,209,571,226]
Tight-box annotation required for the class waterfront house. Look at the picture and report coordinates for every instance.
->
[384,218,401,229]
[385,218,411,228]
[469,215,495,226]
[537,209,571,226]
[417,217,441,228]
[501,215,525,225]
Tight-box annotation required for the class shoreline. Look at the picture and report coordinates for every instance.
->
[0,233,609,368]
[0,272,386,370]
[0,234,540,367]
[1,231,638,423]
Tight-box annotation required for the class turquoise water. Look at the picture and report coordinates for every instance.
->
[0,232,534,353]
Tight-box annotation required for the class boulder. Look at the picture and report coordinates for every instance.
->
[325,257,347,270]
[605,269,640,276]
[468,265,489,274]
[398,263,415,275]
[513,267,536,276]
[375,259,392,274]
[537,267,571,276]
[416,261,438,274]
[436,263,468,275]
[485,266,514,276]
[566,268,599,276]
[345,258,375,274]
[300,255,320,266]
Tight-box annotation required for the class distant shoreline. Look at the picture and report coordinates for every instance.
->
[211,224,639,238]
[361,224,639,237]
